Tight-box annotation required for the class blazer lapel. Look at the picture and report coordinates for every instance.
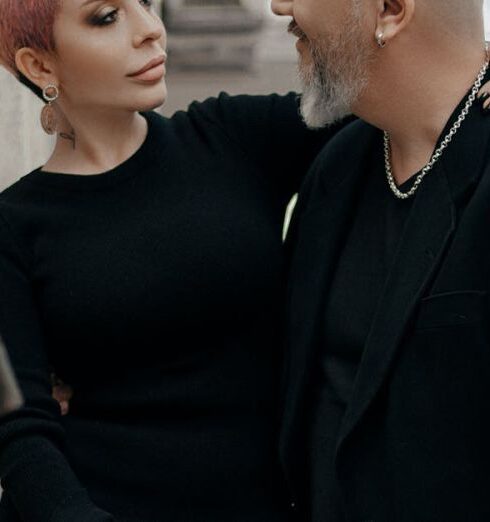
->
[335,90,490,458]
[280,124,377,469]
[336,164,456,459]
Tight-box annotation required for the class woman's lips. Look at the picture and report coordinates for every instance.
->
[129,62,166,82]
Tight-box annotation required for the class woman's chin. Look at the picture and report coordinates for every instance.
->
[136,85,168,112]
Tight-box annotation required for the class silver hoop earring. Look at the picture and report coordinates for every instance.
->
[40,84,60,135]
[376,32,386,49]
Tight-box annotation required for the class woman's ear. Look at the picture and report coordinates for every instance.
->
[14,47,57,92]
[374,0,415,45]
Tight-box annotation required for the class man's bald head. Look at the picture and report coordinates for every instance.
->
[423,0,484,38]
[436,0,483,14]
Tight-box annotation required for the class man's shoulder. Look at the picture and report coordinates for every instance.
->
[307,120,377,186]
[314,119,376,168]
[294,119,378,212]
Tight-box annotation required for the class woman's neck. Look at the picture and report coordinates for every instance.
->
[42,107,148,175]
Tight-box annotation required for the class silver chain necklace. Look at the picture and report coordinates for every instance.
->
[384,58,490,200]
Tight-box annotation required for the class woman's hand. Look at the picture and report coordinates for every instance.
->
[478,80,490,111]
[50,373,73,416]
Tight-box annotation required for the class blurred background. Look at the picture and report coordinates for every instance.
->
[0,0,490,190]
[162,0,299,116]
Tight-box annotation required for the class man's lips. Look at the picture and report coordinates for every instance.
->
[288,20,307,41]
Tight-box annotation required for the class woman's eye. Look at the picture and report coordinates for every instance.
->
[92,9,118,26]
[91,0,154,26]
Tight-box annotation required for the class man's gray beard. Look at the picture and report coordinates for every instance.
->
[298,17,372,129]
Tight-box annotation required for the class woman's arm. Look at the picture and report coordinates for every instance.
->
[0,212,114,522]
[189,92,354,204]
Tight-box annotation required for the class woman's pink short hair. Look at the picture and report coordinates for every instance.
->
[0,0,62,100]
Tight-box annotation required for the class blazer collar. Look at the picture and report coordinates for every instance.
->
[440,78,490,207]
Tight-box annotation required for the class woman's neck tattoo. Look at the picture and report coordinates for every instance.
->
[59,129,76,150]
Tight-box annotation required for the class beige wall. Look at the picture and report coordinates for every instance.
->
[0,69,54,191]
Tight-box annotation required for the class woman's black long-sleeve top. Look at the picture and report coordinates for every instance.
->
[0,93,343,522]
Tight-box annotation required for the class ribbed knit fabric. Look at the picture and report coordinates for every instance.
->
[0,93,342,522]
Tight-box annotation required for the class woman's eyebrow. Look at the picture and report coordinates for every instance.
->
[80,0,104,8]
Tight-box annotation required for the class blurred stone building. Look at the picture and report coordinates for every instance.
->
[164,0,264,70]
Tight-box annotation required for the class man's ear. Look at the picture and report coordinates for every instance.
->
[14,47,58,92]
[374,0,415,44]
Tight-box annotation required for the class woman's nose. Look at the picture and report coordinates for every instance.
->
[132,5,165,47]
[270,0,293,17]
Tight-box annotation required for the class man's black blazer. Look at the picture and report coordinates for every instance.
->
[280,104,490,522]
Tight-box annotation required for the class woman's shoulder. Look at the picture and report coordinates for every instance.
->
[0,168,46,229]
[0,169,41,202]
[0,177,34,261]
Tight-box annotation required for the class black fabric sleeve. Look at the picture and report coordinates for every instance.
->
[188,92,354,203]
[0,212,114,521]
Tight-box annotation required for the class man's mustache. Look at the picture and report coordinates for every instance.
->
[288,20,307,40]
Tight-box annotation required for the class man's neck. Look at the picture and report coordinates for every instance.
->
[355,42,486,186]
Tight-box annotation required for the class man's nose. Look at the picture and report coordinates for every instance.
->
[270,0,293,17]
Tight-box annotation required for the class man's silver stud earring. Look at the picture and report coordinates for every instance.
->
[376,32,386,48]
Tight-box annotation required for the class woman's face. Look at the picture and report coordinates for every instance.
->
[47,0,167,113]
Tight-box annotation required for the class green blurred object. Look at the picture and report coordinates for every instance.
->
[0,336,23,416]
